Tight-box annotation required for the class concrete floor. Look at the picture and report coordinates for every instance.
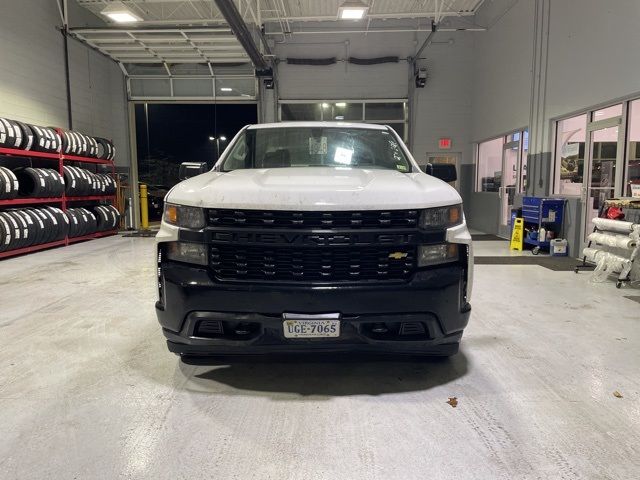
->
[1,235,639,479]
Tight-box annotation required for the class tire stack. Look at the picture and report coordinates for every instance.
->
[66,205,120,238]
[0,116,115,160]
[0,207,68,253]
[1,116,119,256]
[63,166,117,196]
[14,168,64,198]
[0,166,19,200]
[60,131,115,160]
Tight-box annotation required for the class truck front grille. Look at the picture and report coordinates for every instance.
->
[208,209,419,229]
[209,245,416,283]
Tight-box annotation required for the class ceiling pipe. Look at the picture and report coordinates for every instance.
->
[213,0,270,72]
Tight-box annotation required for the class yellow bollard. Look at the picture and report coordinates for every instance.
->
[139,183,149,230]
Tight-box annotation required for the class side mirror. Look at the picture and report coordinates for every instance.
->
[179,162,208,180]
[423,163,457,183]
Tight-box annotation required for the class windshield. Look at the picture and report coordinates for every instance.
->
[220,127,412,173]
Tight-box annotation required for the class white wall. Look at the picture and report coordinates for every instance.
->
[0,0,129,166]
[471,0,535,142]
[412,32,474,166]
[271,29,475,165]
[274,32,412,100]
[542,0,640,146]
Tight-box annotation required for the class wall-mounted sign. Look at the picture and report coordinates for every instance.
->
[439,138,452,149]
[561,143,579,157]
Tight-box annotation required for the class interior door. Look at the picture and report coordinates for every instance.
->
[426,153,460,191]
[582,116,624,247]
[498,140,520,238]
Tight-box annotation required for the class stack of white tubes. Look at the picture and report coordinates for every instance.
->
[583,218,640,283]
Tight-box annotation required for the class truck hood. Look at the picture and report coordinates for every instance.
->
[166,167,462,210]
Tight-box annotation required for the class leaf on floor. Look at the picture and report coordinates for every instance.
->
[446,397,458,408]
[613,391,623,398]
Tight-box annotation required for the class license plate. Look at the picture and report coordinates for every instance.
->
[282,313,341,339]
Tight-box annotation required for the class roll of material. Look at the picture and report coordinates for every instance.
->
[592,217,636,233]
[588,232,637,250]
[583,247,630,270]
[583,247,605,264]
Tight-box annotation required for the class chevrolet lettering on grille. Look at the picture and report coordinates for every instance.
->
[209,231,417,246]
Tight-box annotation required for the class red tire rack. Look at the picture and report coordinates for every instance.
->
[0,144,118,260]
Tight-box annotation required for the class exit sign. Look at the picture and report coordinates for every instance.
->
[439,138,452,149]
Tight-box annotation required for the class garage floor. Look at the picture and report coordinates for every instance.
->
[1,235,639,479]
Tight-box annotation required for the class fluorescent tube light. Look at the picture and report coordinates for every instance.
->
[338,0,369,20]
[101,2,142,23]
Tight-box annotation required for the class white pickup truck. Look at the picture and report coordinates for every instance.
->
[155,122,473,357]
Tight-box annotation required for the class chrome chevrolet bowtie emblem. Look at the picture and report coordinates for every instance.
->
[388,252,408,260]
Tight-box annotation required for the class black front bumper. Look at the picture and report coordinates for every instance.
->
[156,261,471,356]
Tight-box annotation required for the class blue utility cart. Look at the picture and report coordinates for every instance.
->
[521,197,567,255]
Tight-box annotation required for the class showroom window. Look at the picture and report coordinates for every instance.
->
[626,99,640,197]
[475,130,528,193]
[553,114,588,195]
[279,100,408,141]
[476,137,504,192]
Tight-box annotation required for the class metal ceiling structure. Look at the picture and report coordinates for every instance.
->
[70,0,486,100]
[74,0,485,28]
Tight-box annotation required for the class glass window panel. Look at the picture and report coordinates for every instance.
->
[327,102,363,121]
[173,78,213,97]
[281,104,322,121]
[130,78,171,97]
[593,104,622,121]
[215,77,255,98]
[365,103,405,121]
[626,99,640,197]
[476,137,504,192]
[506,131,520,143]
[521,130,529,192]
[590,125,618,189]
[554,114,587,195]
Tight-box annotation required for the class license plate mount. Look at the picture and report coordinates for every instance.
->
[282,313,341,339]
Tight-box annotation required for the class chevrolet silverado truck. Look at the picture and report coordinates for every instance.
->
[155,122,473,357]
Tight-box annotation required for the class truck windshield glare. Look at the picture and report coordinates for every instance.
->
[221,127,411,173]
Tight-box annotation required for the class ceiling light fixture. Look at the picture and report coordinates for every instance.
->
[338,0,369,20]
[220,87,233,92]
[101,1,142,23]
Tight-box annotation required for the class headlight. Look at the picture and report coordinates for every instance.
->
[163,203,205,229]
[419,205,462,230]
[166,241,208,265]
[418,243,458,267]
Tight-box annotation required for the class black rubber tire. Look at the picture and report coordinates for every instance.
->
[76,167,91,196]
[0,118,18,148]
[15,121,34,151]
[22,209,45,245]
[15,167,46,197]
[22,209,38,246]
[52,206,69,240]
[0,166,17,200]
[7,120,23,149]
[45,206,67,241]
[0,212,12,252]
[63,165,78,195]
[0,211,20,250]
[39,207,59,243]
[32,208,53,244]
[65,209,79,238]
[6,210,29,248]
[95,137,114,160]
[38,168,55,197]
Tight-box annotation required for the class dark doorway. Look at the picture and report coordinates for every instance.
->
[134,103,257,220]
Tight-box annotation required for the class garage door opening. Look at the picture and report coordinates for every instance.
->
[134,103,257,220]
